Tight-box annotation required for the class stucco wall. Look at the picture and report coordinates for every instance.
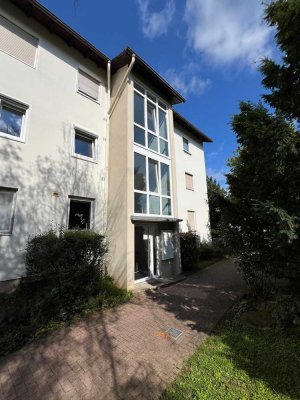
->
[0,1,108,281]
[174,125,211,241]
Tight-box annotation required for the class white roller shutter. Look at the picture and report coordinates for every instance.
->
[78,69,100,101]
[0,15,38,67]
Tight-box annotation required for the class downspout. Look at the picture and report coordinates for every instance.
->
[104,60,111,233]
[108,54,136,117]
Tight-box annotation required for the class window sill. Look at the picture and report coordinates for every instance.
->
[0,232,13,236]
[186,188,194,191]
[71,154,98,164]
[0,132,25,143]
[183,150,192,155]
[76,90,100,105]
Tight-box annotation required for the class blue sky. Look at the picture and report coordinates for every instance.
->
[39,0,276,188]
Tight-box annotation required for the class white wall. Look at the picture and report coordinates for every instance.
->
[0,1,108,281]
[174,124,210,241]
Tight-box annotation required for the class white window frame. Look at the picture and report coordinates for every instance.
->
[0,187,18,235]
[72,124,98,163]
[183,137,190,154]
[67,196,95,230]
[76,67,101,103]
[133,81,169,159]
[0,94,29,143]
[133,147,173,217]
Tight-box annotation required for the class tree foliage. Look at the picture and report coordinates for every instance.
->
[206,176,227,244]
[224,0,300,295]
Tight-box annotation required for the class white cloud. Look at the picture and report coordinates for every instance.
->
[184,0,273,67]
[164,64,211,97]
[137,0,175,39]
[208,142,224,158]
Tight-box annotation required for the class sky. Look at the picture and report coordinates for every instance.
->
[39,0,276,188]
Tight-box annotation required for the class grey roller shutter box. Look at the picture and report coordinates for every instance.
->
[0,15,38,67]
[78,69,100,100]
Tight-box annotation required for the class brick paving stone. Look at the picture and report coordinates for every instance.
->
[0,259,245,400]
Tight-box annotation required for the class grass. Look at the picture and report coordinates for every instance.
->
[160,302,300,400]
[0,276,132,358]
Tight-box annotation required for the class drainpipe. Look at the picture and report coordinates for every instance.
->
[108,54,136,117]
[104,60,111,233]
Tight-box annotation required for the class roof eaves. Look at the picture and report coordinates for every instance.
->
[173,110,213,143]
[9,0,110,69]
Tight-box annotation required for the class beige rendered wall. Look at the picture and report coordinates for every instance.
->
[174,125,211,241]
[107,66,135,289]
[0,0,108,281]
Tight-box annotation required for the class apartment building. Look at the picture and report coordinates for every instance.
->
[0,0,212,290]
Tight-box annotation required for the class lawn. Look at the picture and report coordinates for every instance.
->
[160,302,300,400]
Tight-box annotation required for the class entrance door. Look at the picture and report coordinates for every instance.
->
[134,224,158,281]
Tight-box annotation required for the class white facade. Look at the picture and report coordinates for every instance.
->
[174,125,211,241]
[0,0,211,287]
[0,1,108,281]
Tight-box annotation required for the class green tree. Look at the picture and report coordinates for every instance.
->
[225,0,300,295]
[206,176,227,244]
[260,0,300,122]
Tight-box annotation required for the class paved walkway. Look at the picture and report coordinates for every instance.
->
[0,259,246,400]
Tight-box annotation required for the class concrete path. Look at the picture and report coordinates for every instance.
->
[0,259,246,400]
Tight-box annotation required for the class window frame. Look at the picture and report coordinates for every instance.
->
[67,196,95,230]
[133,81,170,159]
[0,187,18,236]
[183,137,190,154]
[185,172,194,191]
[133,147,173,217]
[72,125,98,163]
[0,94,29,143]
[76,67,101,103]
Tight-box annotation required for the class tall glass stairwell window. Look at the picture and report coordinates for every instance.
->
[133,82,169,157]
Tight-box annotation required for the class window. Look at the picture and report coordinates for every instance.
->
[77,69,100,101]
[0,187,17,235]
[0,16,38,67]
[133,82,169,157]
[134,152,172,216]
[185,173,194,190]
[68,197,93,230]
[187,211,196,231]
[0,95,28,142]
[73,128,97,161]
[183,137,190,153]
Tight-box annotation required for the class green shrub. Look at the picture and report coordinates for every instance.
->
[180,231,200,270]
[272,294,300,331]
[198,242,225,259]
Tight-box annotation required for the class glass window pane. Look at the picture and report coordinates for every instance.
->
[134,92,144,126]
[148,159,158,193]
[183,137,189,152]
[147,102,156,132]
[134,153,146,191]
[161,163,171,196]
[149,195,160,215]
[147,92,156,103]
[160,139,169,156]
[159,109,167,139]
[75,134,93,158]
[148,133,158,152]
[68,200,91,230]
[134,82,145,94]
[158,100,166,110]
[0,191,14,231]
[0,106,23,137]
[134,193,147,214]
[162,197,172,216]
[134,126,145,146]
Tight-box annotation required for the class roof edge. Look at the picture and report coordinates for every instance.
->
[173,110,213,143]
